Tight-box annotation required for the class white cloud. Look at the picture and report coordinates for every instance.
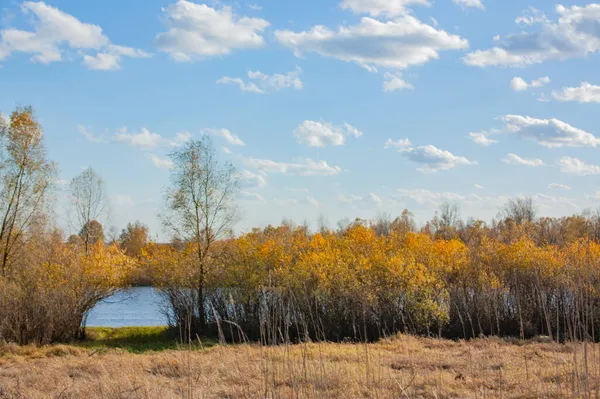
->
[501,115,600,148]
[114,128,191,149]
[218,67,303,94]
[0,2,149,70]
[453,0,484,10]
[337,192,382,208]
[204,128,246,146]
[468,131,498,146]
[240,170,267,188]
[151,155,174,169]
[510,76,550,92]
[383,72,414,91]
[275,15,468,71]
[306,196,320,207]
[557,157,600,176]
[216,77,263,93]
[552,82,600,103]
[400,145,475,173]
[475,184,484,189]
[156,1,269,62]
[549,183,572,190]
[502,153,544,167]
[294,121,362,147]
[78,125,106,143]
[241,191,265,201]
[112,195,135,207]
[384,138,412,149]
[394,188,467,206]
[339,0,430,18]
[248,4,263,11]
[244,157,342,176]
[465,4,600,67]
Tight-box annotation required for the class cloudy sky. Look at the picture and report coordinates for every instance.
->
[1,0,600,238]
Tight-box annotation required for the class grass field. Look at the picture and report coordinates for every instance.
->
[1,328,600,398]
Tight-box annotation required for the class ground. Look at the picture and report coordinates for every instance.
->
[0,328,598,398]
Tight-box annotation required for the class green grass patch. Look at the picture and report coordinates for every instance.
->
[77,326,216,353]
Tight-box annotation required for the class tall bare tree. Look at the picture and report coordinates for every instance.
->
[68,167,106,254]
[0,107,56,275]
[162,136,239,331]
[500,197,537,225]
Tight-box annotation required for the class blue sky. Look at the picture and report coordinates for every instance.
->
[1,0,600,239]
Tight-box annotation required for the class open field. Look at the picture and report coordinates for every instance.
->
[2,330,600,398]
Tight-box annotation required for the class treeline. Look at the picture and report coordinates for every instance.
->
[144,210,600,344]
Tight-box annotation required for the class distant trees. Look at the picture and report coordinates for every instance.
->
[68,168,107,254]
[161,137,239,333]
[0,107,56,275]
[119,221,149,257]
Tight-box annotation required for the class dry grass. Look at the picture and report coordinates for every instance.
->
[1,335,600,398]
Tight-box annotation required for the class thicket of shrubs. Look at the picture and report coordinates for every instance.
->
[145,210,600,344]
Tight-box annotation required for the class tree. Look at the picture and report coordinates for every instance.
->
[79,220,104,246]
[119,221,149,257]
[0,106,56,275]
[500,197,537,225]
[68,168,106,254]
[431,203,462,240]
[161,137,239,332]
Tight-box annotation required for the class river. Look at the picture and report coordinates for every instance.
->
[86,287,168,327]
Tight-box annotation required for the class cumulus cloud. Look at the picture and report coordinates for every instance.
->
[204,128,246,146]
[294,121,362,147]
[465,4,600,67]
[151,155,174,169]
[78,125,106,143]
[0,1,149,70]
[244,157,342,176]
[557,157,600,176]
[510,76,550,92]
[400,145,475,172]
[240,169,267,188]
[502,153,544,167]
[338,192,382,208]
[501,115,600,148]
[218,67,303,93]
[453,0,484,10]
[468,131,498,146]
[339,0,430,18]
[156,1,269,62]
[275,15,468,71]
[552,82,600,103]
[384,138,412,149]
[114,128,191,149]
[549,183,572,190]
[383,72,413,91]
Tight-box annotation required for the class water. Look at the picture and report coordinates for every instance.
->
[86,287,168,327]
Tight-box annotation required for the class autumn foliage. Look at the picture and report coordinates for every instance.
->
[145,219,600,343]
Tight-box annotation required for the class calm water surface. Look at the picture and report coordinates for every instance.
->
[87,287,167,327]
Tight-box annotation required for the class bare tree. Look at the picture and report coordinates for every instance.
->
[0,107,56,275]
[68,167,106,254]
[162,137,239,332]
[432,202,462,240]
[500,197,537,224]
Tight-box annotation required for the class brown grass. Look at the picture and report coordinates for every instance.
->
[1,335,600,398]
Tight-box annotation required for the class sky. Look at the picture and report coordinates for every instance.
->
[1,0,600,239]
